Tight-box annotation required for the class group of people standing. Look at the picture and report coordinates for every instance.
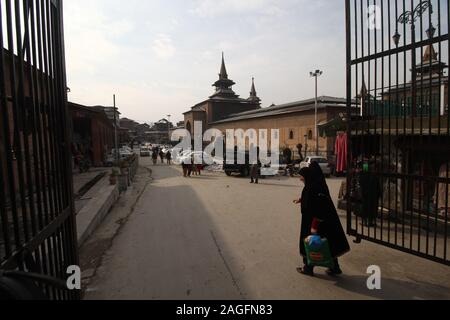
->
[182,155,203,178]
[152,147,172,166]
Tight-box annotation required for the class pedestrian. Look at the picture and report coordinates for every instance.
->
[166,151,172,165]
[159,150,165,164]
[189,154,198,176]
[283,147,293,177]
[196,164,202,176]
[152,149,158,166]
[182,160,189,177]
[250,164,260,184]
[250,146,261,184]
[359,160,381,227]
[294,162,350,277]
[190,165,198,176]
[297,144,305,163]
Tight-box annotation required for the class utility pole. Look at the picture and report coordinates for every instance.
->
[310,70,323,155]
[113,94,119,165]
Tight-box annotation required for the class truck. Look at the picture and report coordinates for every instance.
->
[223,151,251,177]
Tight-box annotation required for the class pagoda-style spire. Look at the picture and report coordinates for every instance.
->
[416,44,448,77]
[359,79,368,98]
[211,53,238,98]
[423,44,438,62]
[248,77,261,105]
[219,52,228,79]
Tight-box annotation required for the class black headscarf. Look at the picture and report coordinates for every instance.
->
[309,162,331,197]
[299,163,329,194]
[299,163,331,218]
[299,167,313,216]
[299,167,312,186]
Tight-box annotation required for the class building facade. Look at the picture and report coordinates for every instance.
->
[69,102,115,167]
[184,54,357,159]
[212,97,353,158]
[184,54,261,136]
[353,43,449,219]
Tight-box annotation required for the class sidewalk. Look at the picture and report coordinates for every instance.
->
[72,167,120,247]
[76,175,120,247]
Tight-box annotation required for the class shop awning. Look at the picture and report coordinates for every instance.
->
[318,118,347,137]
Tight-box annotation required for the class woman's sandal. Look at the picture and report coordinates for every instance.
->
[297,267,314,277]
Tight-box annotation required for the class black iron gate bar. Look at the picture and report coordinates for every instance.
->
[0,0,79,300]
[346,0,449,266]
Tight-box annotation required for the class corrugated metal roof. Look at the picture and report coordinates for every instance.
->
[211,96,355,124]
[184,96,258,115]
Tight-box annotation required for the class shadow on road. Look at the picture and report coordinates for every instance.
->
[85,164,450,300]
[84,165,253,300]
[331,275,450,300]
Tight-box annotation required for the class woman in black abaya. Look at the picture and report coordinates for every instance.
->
[295,162,350,277]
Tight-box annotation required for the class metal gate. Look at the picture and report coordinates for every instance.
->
[346,0,449,265]
[0,0,80,299]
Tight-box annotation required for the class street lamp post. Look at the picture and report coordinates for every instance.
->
[392,1,435,116]
[394,1,434,46]
[310,70,323,155]
[167,115,171,144]
[304,135,308,159]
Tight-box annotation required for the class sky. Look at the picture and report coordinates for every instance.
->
[64,0,346,124]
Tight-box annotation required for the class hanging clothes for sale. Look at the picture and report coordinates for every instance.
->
[335,132,348,173]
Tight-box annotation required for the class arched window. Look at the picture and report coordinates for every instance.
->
[186,121,192,134]
[289,130,294,140]
[308,130,313,140]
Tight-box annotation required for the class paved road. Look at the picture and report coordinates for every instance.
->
[83,159,450,300]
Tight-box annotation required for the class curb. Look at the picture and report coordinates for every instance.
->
[76,176,120,248]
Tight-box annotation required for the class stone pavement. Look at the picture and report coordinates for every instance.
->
[72,167,121,247]
[73,168,111,213]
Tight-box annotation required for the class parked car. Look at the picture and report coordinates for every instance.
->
[140,147,151,157]
[111,147,133,155]
[120,151,134,160]
[121,146,133,154]
[223,150,283,177]
[105,154,116,167]
[173,150,191,163]
[107,148,134,164]
[174,151,214,166]
[300,156,332,177]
